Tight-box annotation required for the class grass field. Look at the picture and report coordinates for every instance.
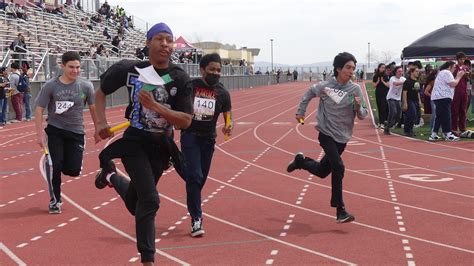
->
[364,82,474,141]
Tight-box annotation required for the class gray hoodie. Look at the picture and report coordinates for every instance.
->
[296,78,368,143]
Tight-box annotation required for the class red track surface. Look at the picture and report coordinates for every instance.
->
[1,82,473,265]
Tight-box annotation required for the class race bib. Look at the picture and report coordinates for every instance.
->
[324,87,347,104]
[55,101,74,114]
[193,97,216,121]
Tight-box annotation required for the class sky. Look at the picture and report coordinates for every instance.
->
[106,0,473,66]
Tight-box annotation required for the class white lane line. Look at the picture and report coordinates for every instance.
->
[1,242,26,265]
[30,236,42,241]
[206,175,474,254]
[216,146,473,221]
[36,153,191,266]
[380,145,416,265]
[16,243,28,248]
[161,194,355,265]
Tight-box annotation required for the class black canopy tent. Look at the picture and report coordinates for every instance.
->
[402,24,474,59]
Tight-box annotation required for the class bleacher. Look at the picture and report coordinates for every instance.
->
[0,2,146,80]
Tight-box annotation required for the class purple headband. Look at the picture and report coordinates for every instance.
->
[146,22,173,40]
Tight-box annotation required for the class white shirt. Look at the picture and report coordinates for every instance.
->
[431,70,455,100]
[386,76,406,101]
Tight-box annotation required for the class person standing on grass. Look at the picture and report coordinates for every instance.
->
[93,22,193,266]
[401,67,421,137]
[34,51,98,214]
[451,52,470,135]
[423,69,439,133]
[372,63,389,127]
[287,52,368,223]
[180,53,233,237]
[430,61,465,141]
[384,66,405,135]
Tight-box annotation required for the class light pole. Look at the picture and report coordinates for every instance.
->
[270,39,274,73]
[368,42,371,70]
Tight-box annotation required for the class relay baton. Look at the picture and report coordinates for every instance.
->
[109,121,131,133]
[224,112,231,141]
[42,146,57,205]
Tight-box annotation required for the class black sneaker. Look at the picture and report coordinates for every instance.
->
[48,202,62,214]
[95,160,116,189]
[287,152,304,172]
[191,218,204,237]
[336,208,355,223]
[383,121,390,135]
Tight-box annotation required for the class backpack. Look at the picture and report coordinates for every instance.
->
[17,74,29,93]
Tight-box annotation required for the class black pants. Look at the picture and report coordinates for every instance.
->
[98,127,172,263]
[300,133,347,208]
[180,132,215,220]
[375,87,389,124]
[45,125,84,202]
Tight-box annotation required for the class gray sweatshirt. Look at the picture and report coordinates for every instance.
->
[296,78,368,143]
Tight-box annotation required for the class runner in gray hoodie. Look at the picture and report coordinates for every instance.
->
[287,52,368,223]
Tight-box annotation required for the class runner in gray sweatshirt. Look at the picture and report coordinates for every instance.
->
[287,52,368,223]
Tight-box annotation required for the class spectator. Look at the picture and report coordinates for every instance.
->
[451,52,470,135]
[384,66,406,135]
[372,63,389,127]
[287,69,291,81]
[402,67,421,137]
[10,33,27,60]
[16,4,28,20]
[5,1,17,19]
[96,44,106,57]
[111,36,120,55]
[103,27,111,40]
[430,61,465,141]
[8,62,23,123]
[464,60,472,116]
[89,44,97,58]
[21,64,32,121]
[75,0,82,10]
[0,67,9,127]
[276,68,281,83]
[423,69,439,133]
[135,47,144,60]
[293,69,298,81]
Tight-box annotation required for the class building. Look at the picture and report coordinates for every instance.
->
[192,41,260,67]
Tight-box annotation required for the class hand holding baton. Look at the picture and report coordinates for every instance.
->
[224,113,231,141]
[298,118,304,125]
[109,121,131,133]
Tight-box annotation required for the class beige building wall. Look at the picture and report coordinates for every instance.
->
[193,41,260,66]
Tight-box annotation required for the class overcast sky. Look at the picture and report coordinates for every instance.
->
[106,0,473,66]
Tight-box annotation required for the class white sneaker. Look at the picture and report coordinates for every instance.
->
[445,135,460,141]
[429,135,441,141]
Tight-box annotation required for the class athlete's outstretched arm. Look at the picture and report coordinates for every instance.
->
[94,88,112,140]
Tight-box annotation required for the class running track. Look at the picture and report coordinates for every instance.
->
[1,82,473,265]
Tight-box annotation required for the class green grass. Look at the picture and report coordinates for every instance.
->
[364,82,474,141]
